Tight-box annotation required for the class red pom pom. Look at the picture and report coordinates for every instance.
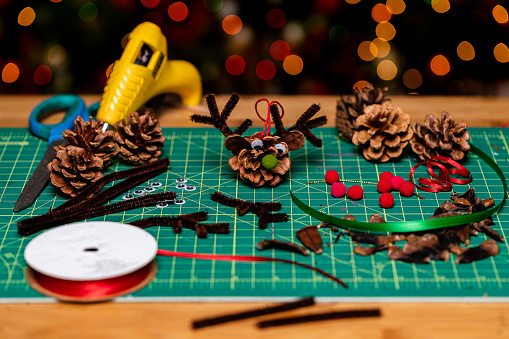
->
[379,192,394,208]
[380,171,393,182]
[391,176,404,190]
[377,179,392,193]
[325,170,339,185]
[347,185,363,200]
[399,181,415,197]
[331,182,346,198]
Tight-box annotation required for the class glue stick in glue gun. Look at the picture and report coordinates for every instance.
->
[97,22,202,129]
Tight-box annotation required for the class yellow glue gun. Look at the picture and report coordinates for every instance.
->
[97,22,202,127]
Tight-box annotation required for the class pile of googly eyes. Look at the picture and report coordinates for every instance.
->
[122,177,198,208]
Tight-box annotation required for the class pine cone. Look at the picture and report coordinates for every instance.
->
[410,112,470,161]
[226,132,293,187]
[336,84,389,142]
[352,103,413,162]
[114,109,165,165]
[62,116,117,166]
[48,145,104,197]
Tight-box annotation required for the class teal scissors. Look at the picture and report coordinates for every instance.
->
[14,94,99,212]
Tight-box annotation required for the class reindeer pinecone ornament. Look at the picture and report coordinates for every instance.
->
[114,109,165,165]
[48,146,104,197]
[410,112,470,161]
[62,116,117,166]
[191,93,327,187]
[352,102,413,162]
[336,84,389,142]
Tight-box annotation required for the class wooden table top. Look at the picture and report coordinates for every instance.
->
[1,94,508,339]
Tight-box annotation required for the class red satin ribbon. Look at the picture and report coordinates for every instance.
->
[32,262,153,298]
[156,249,347,288]
[409,156,473,193]
[255,98,284,138]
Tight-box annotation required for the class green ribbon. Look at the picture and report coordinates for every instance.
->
[290,144,507,233]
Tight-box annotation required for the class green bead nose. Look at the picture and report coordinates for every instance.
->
[261,154,278,170]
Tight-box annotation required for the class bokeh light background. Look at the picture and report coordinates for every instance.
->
[1,0,509,96]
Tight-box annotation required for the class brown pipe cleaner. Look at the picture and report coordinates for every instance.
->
[129,211,230,238]
[211,192,288,229]
[18,192,176,236]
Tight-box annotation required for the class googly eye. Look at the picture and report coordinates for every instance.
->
[275,143,286,155]
[176,177,187,184]
[150,181,162,188]
[144,186,156,193]
[174,199,186,205]
[185,184,196,191]
[123,194,134,200]
[251,139,263,150]
[156,202,168,208]
[133,190,145,196]
[176,183,186,189]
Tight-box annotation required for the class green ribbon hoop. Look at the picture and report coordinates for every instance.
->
[290,144,508,233]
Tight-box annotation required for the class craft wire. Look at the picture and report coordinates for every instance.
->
[256,308,381,328]
[307,179,378,185]
[192,297,315,329]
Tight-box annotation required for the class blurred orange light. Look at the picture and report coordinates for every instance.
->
[372,38,390,58]
[376,22,396,41]
[106,63,114,78]
[457,41,475,61]
[222,15,242,35]
[2,63,20,83]
[270,40,290,61]
[494,43,509,63]
[168,2,188,22]
[372,4,392,23]
[386,0,406,15]
[377,60,397,80]
[283,55,303,75]
[402,69,422,89]
[358,41,378,61]
[430,55,450,76]
[18,7,36,26]
[353,80,370,91]
[493,5,509,24]
[345,0,361,4]
[34,65,52,85]
[431,0,450,14]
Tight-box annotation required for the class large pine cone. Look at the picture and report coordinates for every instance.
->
[226,131,298,187]
[336,84,389,142]
[410,112,470,161]
[62,116,117,166]
[352,103,413,162]
[48,145,104,197]
[114,109,165,165]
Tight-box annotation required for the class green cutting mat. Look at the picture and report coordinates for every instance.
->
[0,127,508,302]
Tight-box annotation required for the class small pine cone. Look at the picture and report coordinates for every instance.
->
[352,103,413,162]
[62,116,117,166]
[336,84,389,142]
[48,145,104,197]
[410,112,470,161]
[226,132,291,187]
[114,109,165,165]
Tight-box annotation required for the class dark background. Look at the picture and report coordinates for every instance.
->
[1,0,508,96]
